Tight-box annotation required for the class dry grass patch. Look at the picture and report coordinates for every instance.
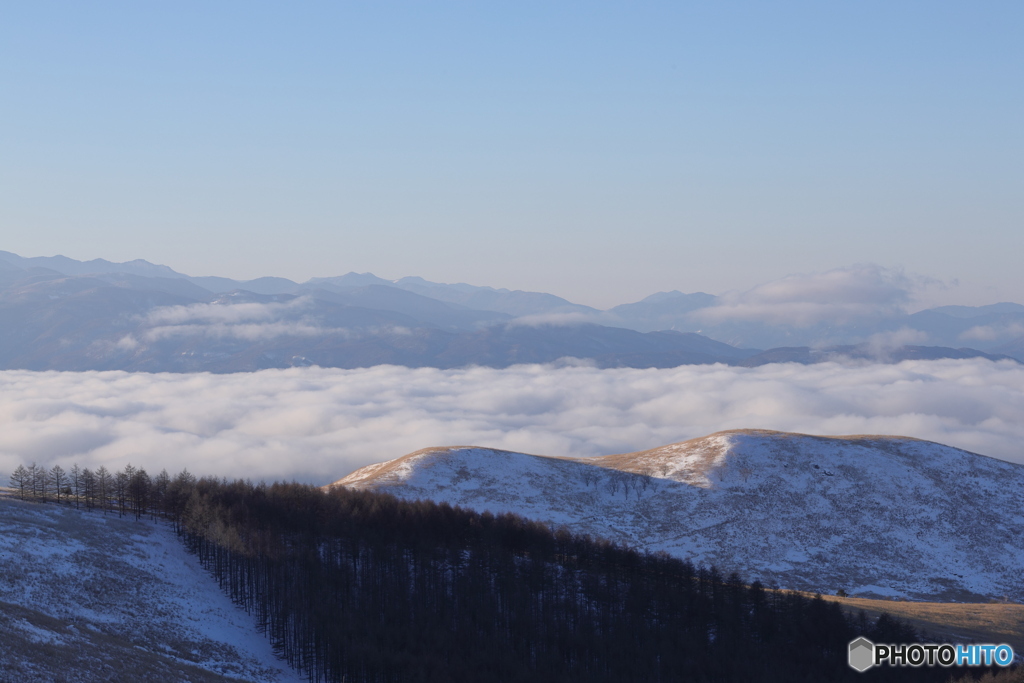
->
[820,594,1024,651]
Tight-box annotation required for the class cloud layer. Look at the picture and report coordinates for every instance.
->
[695,265,927,326]
[139,297,334,341]
[1,360,1023,484]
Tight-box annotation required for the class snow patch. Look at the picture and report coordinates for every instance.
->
[0,495,302,682]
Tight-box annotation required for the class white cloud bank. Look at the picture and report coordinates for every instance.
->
[137,297,336,341]
[1,360,1023,484]
[695,265,936,326]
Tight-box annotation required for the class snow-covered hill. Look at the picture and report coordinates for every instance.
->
[332,430,1024,602]
[0,494,301,683]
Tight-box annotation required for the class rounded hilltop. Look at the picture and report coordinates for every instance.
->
[328,429,1024,603]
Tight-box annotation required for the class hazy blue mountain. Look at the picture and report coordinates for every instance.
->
[2,251,599,318]
[303,273,589,321]
[604,291,718,332]
[188,275,302,295]
[296,285,510,331]
[0,250,182,279]
[87,272,220,300]
[305,272,396,290]
[0,285,764,371]
[612,303,1024,359]
[2,250,1021,368]
[737,345,1015,367]
[993,337,1024,360]
[0,259,752,371]
[0,276,197,371]
[430,324,760,369]
[928,302,1024,318]
[392,276,598,317]
[902,308,1024,354]
[0,258,31,289]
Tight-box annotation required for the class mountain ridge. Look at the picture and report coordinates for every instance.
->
[2,250,1023,369]
[331,429,1024,603]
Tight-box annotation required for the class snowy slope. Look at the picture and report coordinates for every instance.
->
[0,494,301,683]
[332,430,1024,602]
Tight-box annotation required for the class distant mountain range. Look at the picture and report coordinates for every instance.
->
[0,250,1020,372]
[332,429,1024,602]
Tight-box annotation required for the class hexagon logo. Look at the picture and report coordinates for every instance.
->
[848,637,875,672]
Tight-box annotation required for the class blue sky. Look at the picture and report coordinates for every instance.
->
[2,2,1021,308]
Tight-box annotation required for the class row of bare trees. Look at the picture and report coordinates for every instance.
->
[7,462,194,520]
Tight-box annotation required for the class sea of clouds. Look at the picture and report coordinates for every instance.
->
[2,359,1023,484]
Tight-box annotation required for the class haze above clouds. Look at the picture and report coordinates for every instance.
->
[2,360,1022,484]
